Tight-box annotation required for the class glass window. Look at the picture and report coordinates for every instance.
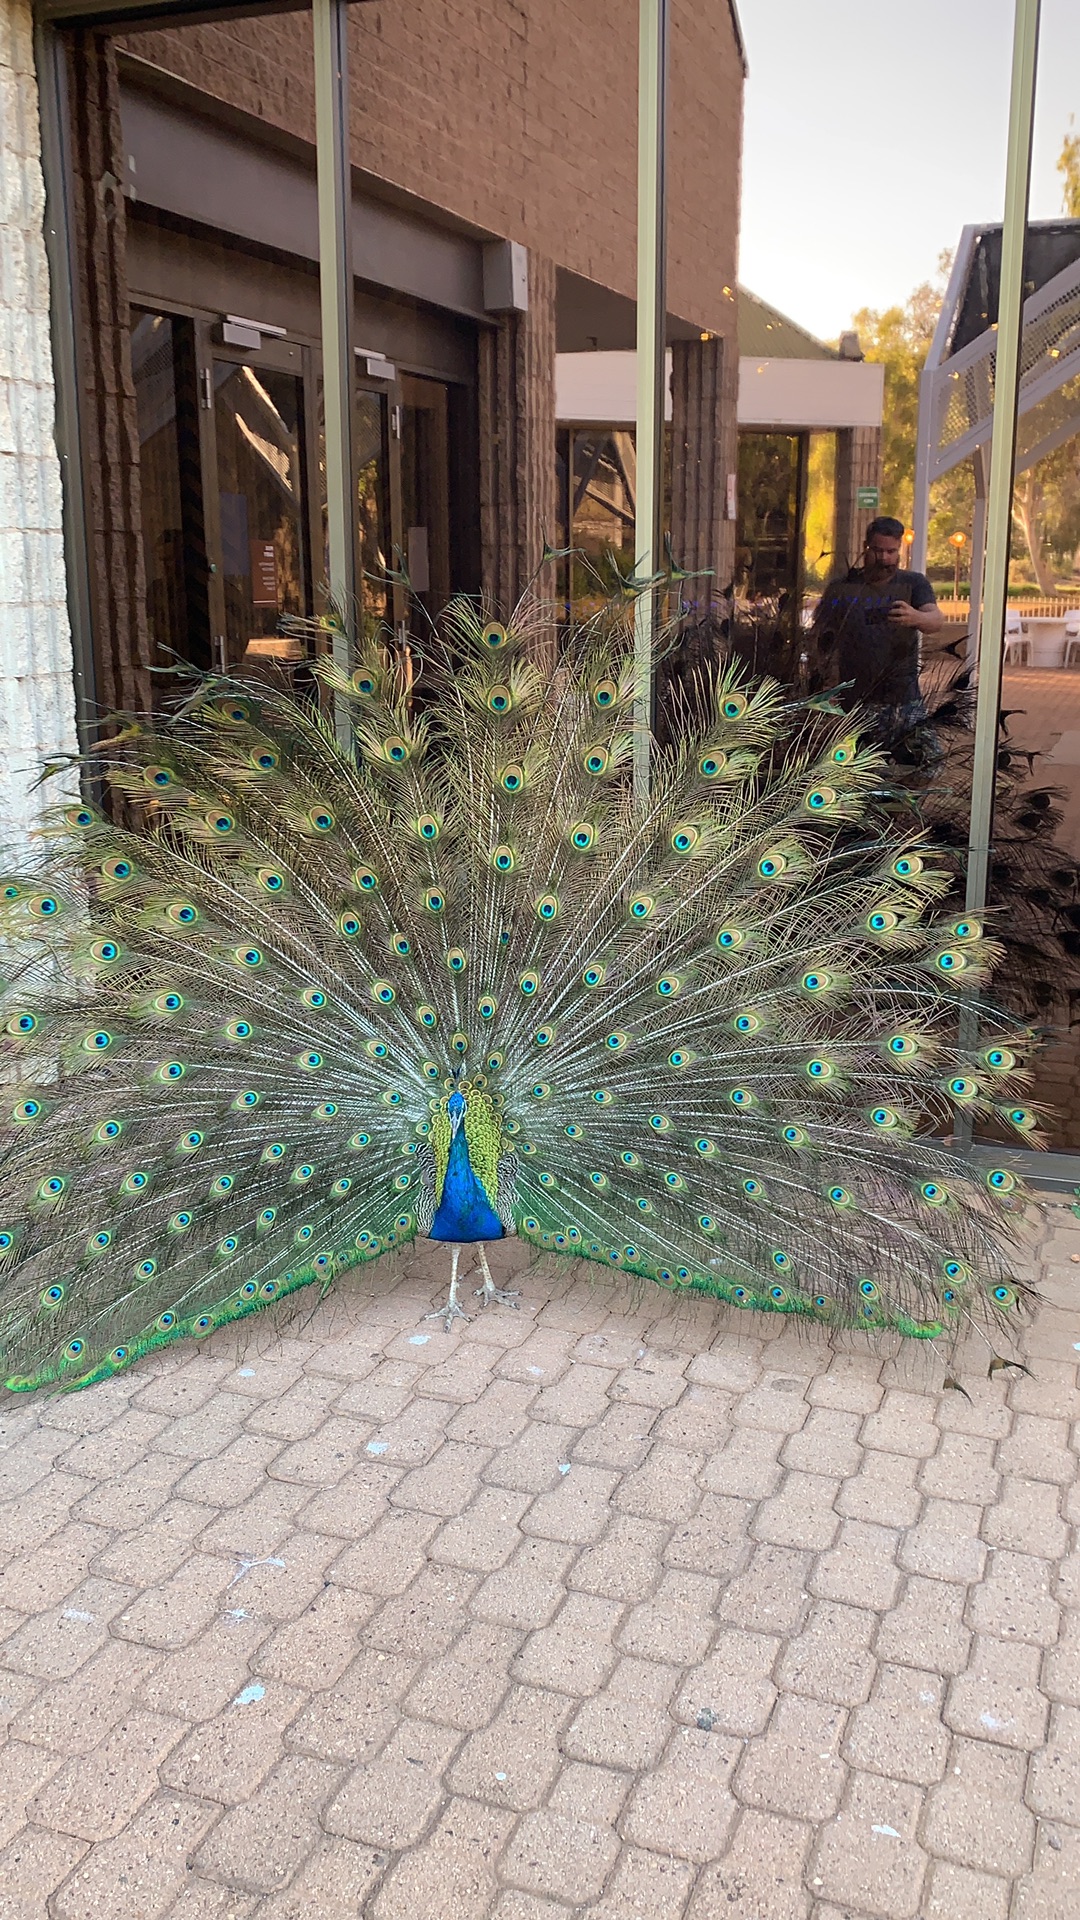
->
[131,309,209,690]
[213,361,309,667]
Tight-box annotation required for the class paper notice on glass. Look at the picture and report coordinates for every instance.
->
[250,540,277,608]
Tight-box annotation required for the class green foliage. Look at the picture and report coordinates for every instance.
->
[1059,118,1080,218]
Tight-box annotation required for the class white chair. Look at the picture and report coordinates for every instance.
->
[1066,611,1080,669]
[1002,607,1032,667]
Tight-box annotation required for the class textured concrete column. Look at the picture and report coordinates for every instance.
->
[478,250,557,624]
[0,0,78,852]
[833,425,884,574]
[66,27,150,719]
[669,334,739,607]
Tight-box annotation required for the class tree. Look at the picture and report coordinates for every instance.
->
[1059,117,1080,217]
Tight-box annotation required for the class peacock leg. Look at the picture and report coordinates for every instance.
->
[473,1242,520,1311]
[425,1244,471,1332]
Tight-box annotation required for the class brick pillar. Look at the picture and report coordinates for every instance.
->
[669,334,739,611]
[833,425,884,574]
[66,28,150,719]
[478,250,557,625]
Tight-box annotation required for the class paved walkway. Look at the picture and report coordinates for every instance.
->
[1,1208,1079,1919]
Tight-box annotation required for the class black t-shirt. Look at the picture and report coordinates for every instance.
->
[813,566,937,707]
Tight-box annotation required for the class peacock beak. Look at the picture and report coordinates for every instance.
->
[449,1108,463,1139]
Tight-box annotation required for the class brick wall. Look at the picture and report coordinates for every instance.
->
[0,0,78,853]
[122,0,742,338]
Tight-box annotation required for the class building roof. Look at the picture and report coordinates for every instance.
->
[738,286,838,362]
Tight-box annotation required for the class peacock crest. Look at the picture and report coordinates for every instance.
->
[0,594,1043,1390]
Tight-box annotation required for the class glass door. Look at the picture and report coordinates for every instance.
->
[400,373,452,632]
[205,337,313,672]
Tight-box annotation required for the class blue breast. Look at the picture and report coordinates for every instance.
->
[428,1126,505,1243]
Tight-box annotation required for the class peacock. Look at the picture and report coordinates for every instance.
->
[0,594,1045,1394]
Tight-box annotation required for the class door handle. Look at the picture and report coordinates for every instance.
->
[201,368,213,410]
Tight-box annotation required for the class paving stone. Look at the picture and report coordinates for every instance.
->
[875,1574,971,1674]
[918,1431,1000,1504]
[298,1462,399,1538]
[195,1483,308,1561]
[169,1426,280,1505]
[322,1715,459,1848]
[416,1346,498,1406]
[252,1583,376,1689]
[776,1601,877,1706]
[1043,1608,1080,1705]
[420,1484,526,1573]
[861,1388,939,1458]
[161,1680,305,1802]
[0,1523,106,1615]
[559,1655,674,1769]
[985,1477,1069,1558]
[664,1492,752,1579]
[700,1424,785,1499]
[286,1647,417,1763]
[1028,1703,1080,1825]
[532,1363,616,1427]
[717,1545,811,1634]
[571,1514,669,1600]
[446,1378,538,1448]
[923,1859,1012,1919]
[996,1412,1076,1484]
[139,1613,271,1722]
[500,1808,620,1905]
[610,1348,689,1409]
[897,1498,986,1583]
[447,1682,570,1810]
[923,1735,1036,1876]
[111,1553,237,1650]
[834,1450,921,1527]
[367,1564,481,1659]
[484,1422,581,1494]
[328,1506,439,1594]
[334,1360,424,1421]
[945,1634,1050,1749]
[810,1519,901,1609]
[473,1539,580,1629]
[371,1797,515,1920]
[75,1454,185,1531]
[735,1692,847,1822]
[672,1626,780,1737]
[194,1752,344,1891]
[0,1825,90,1920]
[49,1791,221,1920]
[268,1415,375,1486]
[0,1672,41,1738]
[753,1472,841,1551]
[28,1708,183,1841]
[253,1836,384,1919]
[513,1590,622,1694]
[241,1374,344,1441]
[0,1741,67,1850]
[1012,1819,1080,1920]
[1009,1360,1080,1423]
[968,1548,1062,1645]
[730,1374,810,1435]
[622,1724,740,1861]
[0,1575,133,1679]
[588,1845,696,1920]
[687,1809,812,1919]
[404,1620,519,1730]
[570,1402,658,1470]
[654,1384,733,1453]
[806,1360,883,1416]
[495,1329,576,1386]
[782,1407,863,1479]
[617,1568,718,1666]
[12,1635,160,1756]
[613,1443,704,1522]
[522,1464,619,1544]
[357,1397,460,1468]
[809,1773,926,1919]
[393,1440,494,1515]
[843,1663,949,1785]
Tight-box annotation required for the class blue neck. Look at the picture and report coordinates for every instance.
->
[428,1124,505,1243]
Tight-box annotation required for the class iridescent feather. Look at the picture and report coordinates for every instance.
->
[0,596,1042,1390]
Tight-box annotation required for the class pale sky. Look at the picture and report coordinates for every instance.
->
[736,0,1080,341]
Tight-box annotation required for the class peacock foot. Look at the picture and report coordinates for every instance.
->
[472,1244,520,1311]
[425,1247,470,1333]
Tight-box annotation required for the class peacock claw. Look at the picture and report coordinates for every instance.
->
[426,1297,470,1332]
[475,1280,520,1310]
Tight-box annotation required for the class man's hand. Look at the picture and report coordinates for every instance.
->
[887,601,924,629]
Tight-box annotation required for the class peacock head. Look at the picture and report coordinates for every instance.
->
[447,1088,466,1138]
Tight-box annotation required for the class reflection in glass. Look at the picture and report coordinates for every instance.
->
[213,363,308,666]
[565,429,637,614]
[401,375,451,629]
[131,310,208,692]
